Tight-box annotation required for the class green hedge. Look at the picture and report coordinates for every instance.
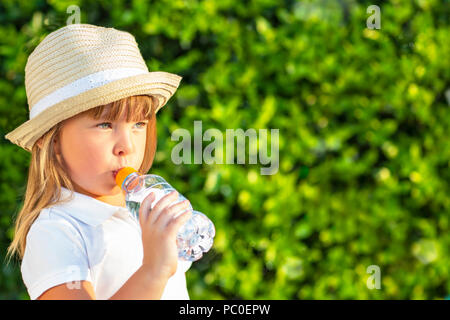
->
[0,0,449,299]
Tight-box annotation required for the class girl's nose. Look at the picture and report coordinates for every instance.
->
[114,130,134,155]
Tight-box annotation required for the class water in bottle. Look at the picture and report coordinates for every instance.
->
[115,167,215,262]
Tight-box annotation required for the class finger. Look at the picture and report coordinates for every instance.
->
[139,191,155,225]
[156,199,191,228]
[154,199,190,228]
[148,190,179,224]
[139,191,156,225]
[167,209,193,237]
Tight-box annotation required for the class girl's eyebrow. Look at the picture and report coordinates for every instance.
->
[96,116,148,122]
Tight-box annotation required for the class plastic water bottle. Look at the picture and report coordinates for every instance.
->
[115,167,215,262]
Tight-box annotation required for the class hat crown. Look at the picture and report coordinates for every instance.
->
[25,24,149,111]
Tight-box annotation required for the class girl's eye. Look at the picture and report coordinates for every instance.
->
[97,122,148,129]
[135,121,148,128]
[97,122,111,129]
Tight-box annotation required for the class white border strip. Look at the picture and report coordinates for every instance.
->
[30,67,147,119]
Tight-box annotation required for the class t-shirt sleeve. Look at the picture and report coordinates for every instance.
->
[21,216,92,300]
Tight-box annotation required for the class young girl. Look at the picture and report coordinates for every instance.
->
[5,24,193,300]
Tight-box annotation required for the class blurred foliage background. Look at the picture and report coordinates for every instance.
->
[1,0,449,299]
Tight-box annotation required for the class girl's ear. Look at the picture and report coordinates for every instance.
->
[36,138,59,153]
[53,137,61,155]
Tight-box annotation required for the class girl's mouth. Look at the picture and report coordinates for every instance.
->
[112,167,126,179]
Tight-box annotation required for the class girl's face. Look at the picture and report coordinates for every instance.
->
[55,105,148,207]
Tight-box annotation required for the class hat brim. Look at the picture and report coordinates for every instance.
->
[5,71,182,152]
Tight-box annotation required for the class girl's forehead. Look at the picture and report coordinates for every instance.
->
[79,99,151,122]
[96,108,145,122]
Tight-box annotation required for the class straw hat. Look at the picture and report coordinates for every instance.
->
[4,23,182,152]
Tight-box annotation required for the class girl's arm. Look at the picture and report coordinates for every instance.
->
[37,280,96,300]
[37,265,169,300]
[108,264,169,300]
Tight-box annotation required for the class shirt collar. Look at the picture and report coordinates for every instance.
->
[50,186,131,227]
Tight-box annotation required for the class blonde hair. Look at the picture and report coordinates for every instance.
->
[6,95,158,263]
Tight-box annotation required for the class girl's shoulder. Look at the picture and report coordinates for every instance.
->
[32,206,76,226]
[28,206,85,242]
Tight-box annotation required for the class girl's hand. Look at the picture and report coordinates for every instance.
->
[138,190,192,280]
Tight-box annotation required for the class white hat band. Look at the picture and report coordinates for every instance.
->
[30,67,147,119]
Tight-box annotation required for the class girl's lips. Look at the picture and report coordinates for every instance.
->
[112,167,125,179]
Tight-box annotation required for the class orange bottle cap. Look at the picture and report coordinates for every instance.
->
[115,167,139,188]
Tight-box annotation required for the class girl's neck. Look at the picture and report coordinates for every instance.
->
[72,183,127,208]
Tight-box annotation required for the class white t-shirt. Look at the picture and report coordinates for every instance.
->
[21,186,193,300]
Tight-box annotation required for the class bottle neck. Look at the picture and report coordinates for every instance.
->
[122,172,141,193]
